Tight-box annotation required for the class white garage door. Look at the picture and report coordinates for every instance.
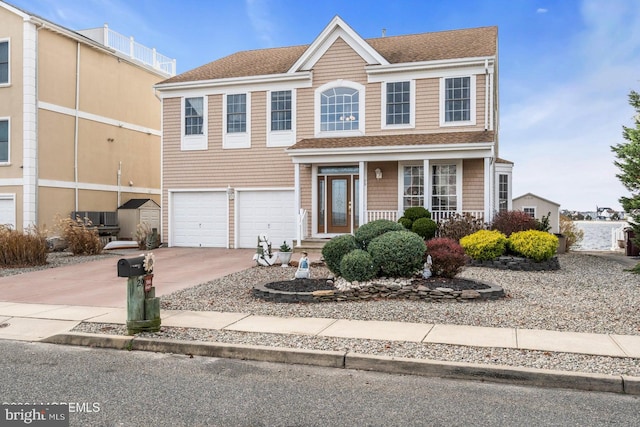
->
[0,196,15,229]
[237,190,296,248]
[171,191,227,247]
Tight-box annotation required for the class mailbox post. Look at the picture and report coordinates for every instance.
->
[117,255,161,334]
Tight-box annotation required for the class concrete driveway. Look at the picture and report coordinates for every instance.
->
[0,247,256,308]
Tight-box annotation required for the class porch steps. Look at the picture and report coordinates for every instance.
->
[296,238,331,251]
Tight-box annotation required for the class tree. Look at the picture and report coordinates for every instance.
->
[611,90,640,266]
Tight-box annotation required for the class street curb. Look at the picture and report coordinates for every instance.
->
[43,332,640,395]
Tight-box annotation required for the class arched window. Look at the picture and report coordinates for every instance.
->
[320,87,359,132]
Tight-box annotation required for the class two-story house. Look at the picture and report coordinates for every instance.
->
[0,1,174,233]
[156,16,513,249]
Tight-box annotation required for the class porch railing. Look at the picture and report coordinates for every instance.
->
[366,210,398,222]
[431,210,485,223]
[296,209,308,247]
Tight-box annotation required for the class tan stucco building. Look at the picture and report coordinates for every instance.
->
[0,1,174,232]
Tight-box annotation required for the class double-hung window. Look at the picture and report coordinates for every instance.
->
[0,40,8,85]
[227,94,246,133]
[224,93,251,148]
[181,97,206,151]
[441,76,475,126]
[0,119,8,163]
[271,91,291,131]
[385,81,412,127]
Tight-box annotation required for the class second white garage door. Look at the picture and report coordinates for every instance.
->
[237,190,296,249]
[171,191,227,247]
[0,195,15,229]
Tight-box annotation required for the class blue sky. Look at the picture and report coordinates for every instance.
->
[9,0,640,211]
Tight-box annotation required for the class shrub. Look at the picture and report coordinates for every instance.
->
[560,215,584,250]
[403,206,431,221]
[354,219,404,250]
[425,237,466,278]
[0,225,48,267]
[412,217,437,239]
[508,230,558,262]
[398,216,413,230]
[460,230,507,261]
[135,222,160,250]
[368,230,426,278]
[491,210,538,237]
[438,213,487,242]
[535,212,552,232]
[321,234,359,276]
[57,216,103,256]
[339,249,377,282]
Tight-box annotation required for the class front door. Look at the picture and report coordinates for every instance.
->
[318,171,359,234]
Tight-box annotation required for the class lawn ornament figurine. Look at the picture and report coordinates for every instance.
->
[253,234,279,266]
[422,254,433,278]
[295,251,310,279]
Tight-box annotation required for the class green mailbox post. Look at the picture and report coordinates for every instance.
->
[117,254,161,334]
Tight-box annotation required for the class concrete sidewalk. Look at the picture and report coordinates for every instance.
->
[1,301,639,359]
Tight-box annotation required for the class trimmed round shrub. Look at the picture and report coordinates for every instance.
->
[339,249,377,282]
[412,217,437,239]
[508,230,558,262]
[398,216,413,230]
[403,206,431,221]
[354,219,405,250]
[460,230,507,261]
[321,234,359,276]
[368,230,426,278]
[491,210,538,237]
[425,237,466,278]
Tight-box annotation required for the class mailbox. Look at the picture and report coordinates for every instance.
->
[117,256,146,277]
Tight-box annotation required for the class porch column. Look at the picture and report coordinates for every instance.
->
[294,163,301,247]
[423,159,431,212]
[484,157,492,223]
[359,161,366,226]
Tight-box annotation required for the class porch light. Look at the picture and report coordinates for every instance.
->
[374,168,383,180]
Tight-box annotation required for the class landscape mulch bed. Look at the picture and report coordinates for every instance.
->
[265,277,490,293]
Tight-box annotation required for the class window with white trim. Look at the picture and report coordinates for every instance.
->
[321,87,359,131]
[271,90,291,131]
[181,96,207,151]
[0,119,8,163]
[402,165,424,211]
[440,76,476,126]
[386,81,411,126]
[0,40,8,85]
[523,207,536,218]
[227,94,246,133]
[431,164,457,211]
[498,174,508,212]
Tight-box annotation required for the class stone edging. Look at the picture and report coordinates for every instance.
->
[252,280,504,303]
[467,255,560,271]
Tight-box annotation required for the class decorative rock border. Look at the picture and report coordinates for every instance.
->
[467,255,560,271]
[252,280,504,303]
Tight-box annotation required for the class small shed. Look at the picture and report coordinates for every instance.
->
[117,199,160,240]
[512,193,560,234]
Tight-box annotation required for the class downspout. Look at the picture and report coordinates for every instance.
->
[117,161,122,207]
[74,42,80,212]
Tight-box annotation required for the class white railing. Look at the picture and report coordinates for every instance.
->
[430,210,485,223]
[367,210,398,222]
[296,209,308,247]
[80,25,176,76]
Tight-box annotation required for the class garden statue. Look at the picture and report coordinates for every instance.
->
[253,234,279,266]
[422,254,433,278]
[295,251,310,279]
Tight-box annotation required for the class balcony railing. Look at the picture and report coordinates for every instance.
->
[78,24,176,76]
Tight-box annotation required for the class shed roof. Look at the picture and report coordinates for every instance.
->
[118,199,160,210]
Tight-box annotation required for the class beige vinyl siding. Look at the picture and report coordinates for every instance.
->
[366,162,398,211]
[300,167,312,232]
[462,158,484,211]
[415,78,439,131]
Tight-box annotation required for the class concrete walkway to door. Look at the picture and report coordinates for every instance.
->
[0,247,256,308]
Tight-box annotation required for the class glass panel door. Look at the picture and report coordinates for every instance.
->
[327,176,351,233]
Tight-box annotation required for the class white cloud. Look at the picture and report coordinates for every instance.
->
[245,0,277,46]
[536,8,548,14]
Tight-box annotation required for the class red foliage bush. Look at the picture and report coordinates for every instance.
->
[425,237,467,278]
[490,210,538,237]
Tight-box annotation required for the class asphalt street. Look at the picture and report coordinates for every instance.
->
[1,341,639,426]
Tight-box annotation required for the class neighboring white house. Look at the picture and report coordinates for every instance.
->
[512,193,560,233]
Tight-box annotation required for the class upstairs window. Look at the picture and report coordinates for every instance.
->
[184,97,203,135]
[0,40,8,85]
[227,94,247,133]
[444,77,470,122]
[321,87,359,132]
[271,90,292,131]
[0,119,8,163]
[386,81,410,125]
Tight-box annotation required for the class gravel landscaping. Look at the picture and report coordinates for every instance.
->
[73,252,640,377]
